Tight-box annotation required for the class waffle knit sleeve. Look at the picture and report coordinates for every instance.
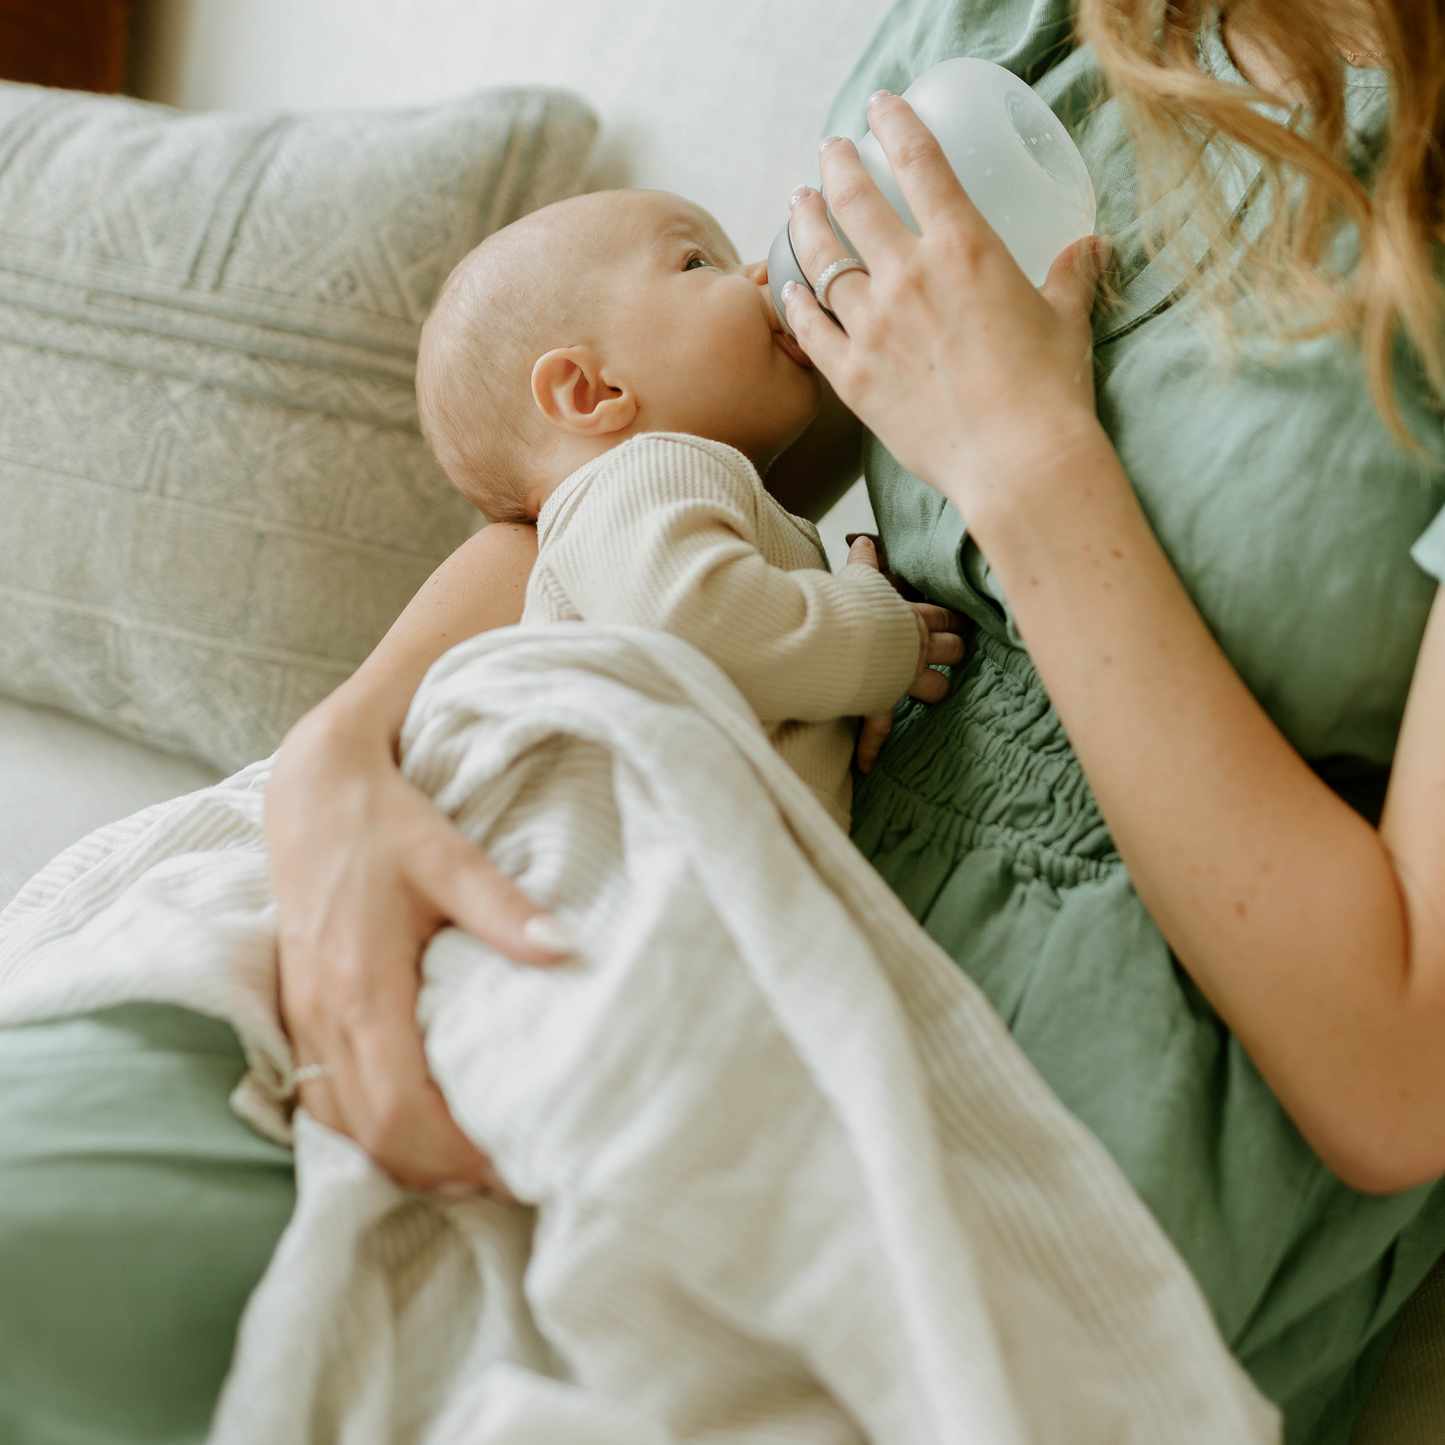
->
[542,435,921,723]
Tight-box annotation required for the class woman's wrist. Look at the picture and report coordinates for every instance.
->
[940,408,1116,548]
[278,675,402,788]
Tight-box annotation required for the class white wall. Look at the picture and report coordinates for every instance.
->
[129,0,886,560]
[131,0,894,265]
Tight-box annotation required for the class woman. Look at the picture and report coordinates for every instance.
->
[4,1,1444,1442]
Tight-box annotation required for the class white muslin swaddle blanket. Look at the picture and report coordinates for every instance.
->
[0,625,1280,1445]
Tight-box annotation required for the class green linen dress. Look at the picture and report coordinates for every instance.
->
[832,3,1445,1443]
[2,4,1444,1443]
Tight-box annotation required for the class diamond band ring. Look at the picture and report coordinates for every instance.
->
[813,255,869,312]
[293,1062,333,1085]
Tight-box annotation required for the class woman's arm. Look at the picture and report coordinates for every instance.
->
[784,92,1445,1194]
[963,425,1445,1196]
[265,520,560,1193]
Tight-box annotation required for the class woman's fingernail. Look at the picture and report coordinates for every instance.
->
[868,89,894,105]
[522,914,574,955]
[789,184,813,209]
[820,134,843,151]
[781,280,799,304]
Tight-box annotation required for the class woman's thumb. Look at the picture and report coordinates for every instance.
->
[1042,235,1111,321]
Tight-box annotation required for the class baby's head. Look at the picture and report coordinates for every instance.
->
[417,190,819,521]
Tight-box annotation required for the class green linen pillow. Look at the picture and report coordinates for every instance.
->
[0,81,596,770]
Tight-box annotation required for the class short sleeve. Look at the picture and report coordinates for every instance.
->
[1411,508,1445,585]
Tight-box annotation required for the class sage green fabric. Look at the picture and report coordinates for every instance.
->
[0,1005,295,1445]
[832,4,1445,1444]
[3,7,1445,1445]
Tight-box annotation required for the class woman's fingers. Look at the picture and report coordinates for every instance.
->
[293,1068,347,1133]
[915,602,961,631]
[406,804,573,966]
[861,91,984,238]
[814,132,911,260]
[916,603,967,663]
[344,1000,504,1194]
[909,600,967,690]
[926,630,967,666]
[908,669,951,704]
[782,279,849,372]
[284,916,508,1196]
[785,185,870,321]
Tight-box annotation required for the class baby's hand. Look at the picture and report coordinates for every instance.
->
[847,535,966,774]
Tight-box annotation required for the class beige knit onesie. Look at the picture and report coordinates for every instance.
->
[523,432,922,827]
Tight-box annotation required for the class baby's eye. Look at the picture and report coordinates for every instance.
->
[684,253,714,271]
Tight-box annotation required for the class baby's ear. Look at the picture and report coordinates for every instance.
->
[531,347,637,436]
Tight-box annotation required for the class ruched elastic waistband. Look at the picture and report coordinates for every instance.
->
[852,629,1122,890]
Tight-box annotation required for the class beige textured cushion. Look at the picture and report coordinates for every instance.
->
[0,80,595,769]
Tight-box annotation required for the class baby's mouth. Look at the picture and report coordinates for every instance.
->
[774,331,813,369]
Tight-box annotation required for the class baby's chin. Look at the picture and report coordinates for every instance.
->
[771,373,825,455]
[774,331,813,369]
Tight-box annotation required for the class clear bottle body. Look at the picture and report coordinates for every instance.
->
[770,58,1097,330]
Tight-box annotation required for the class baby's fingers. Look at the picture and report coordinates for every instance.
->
[846,535,881,570]
[914,603,964,635]
[912,602,967,670]
[925,629,967,667]
[856,711,893,774]
[907,669,951,704]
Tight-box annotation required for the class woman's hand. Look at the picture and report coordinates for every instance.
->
[267,705,569,1196]
[845,534,965,771]
[264,519,554,1195]
[782,90,1110,528]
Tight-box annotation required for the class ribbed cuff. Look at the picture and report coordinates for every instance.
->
[836,562,924,715]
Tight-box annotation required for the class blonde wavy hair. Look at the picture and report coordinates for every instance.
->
[1074,0,1445,445]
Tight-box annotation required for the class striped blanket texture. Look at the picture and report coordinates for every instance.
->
[0,624,1279,1445]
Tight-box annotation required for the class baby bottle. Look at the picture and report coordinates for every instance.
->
[770,57,1097,330]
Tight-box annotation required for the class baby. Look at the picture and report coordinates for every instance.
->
[415,189,961,827]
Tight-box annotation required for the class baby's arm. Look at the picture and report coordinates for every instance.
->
[543,437,928,724]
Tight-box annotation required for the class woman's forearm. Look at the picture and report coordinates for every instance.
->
[294,521,537,753]
[963,419,1445,1192]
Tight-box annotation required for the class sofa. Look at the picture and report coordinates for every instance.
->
[0,0,1439,1438]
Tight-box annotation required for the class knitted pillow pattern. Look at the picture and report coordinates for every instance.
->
[0,81,596,769]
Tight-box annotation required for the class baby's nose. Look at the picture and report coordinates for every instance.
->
[743,259,769,287]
